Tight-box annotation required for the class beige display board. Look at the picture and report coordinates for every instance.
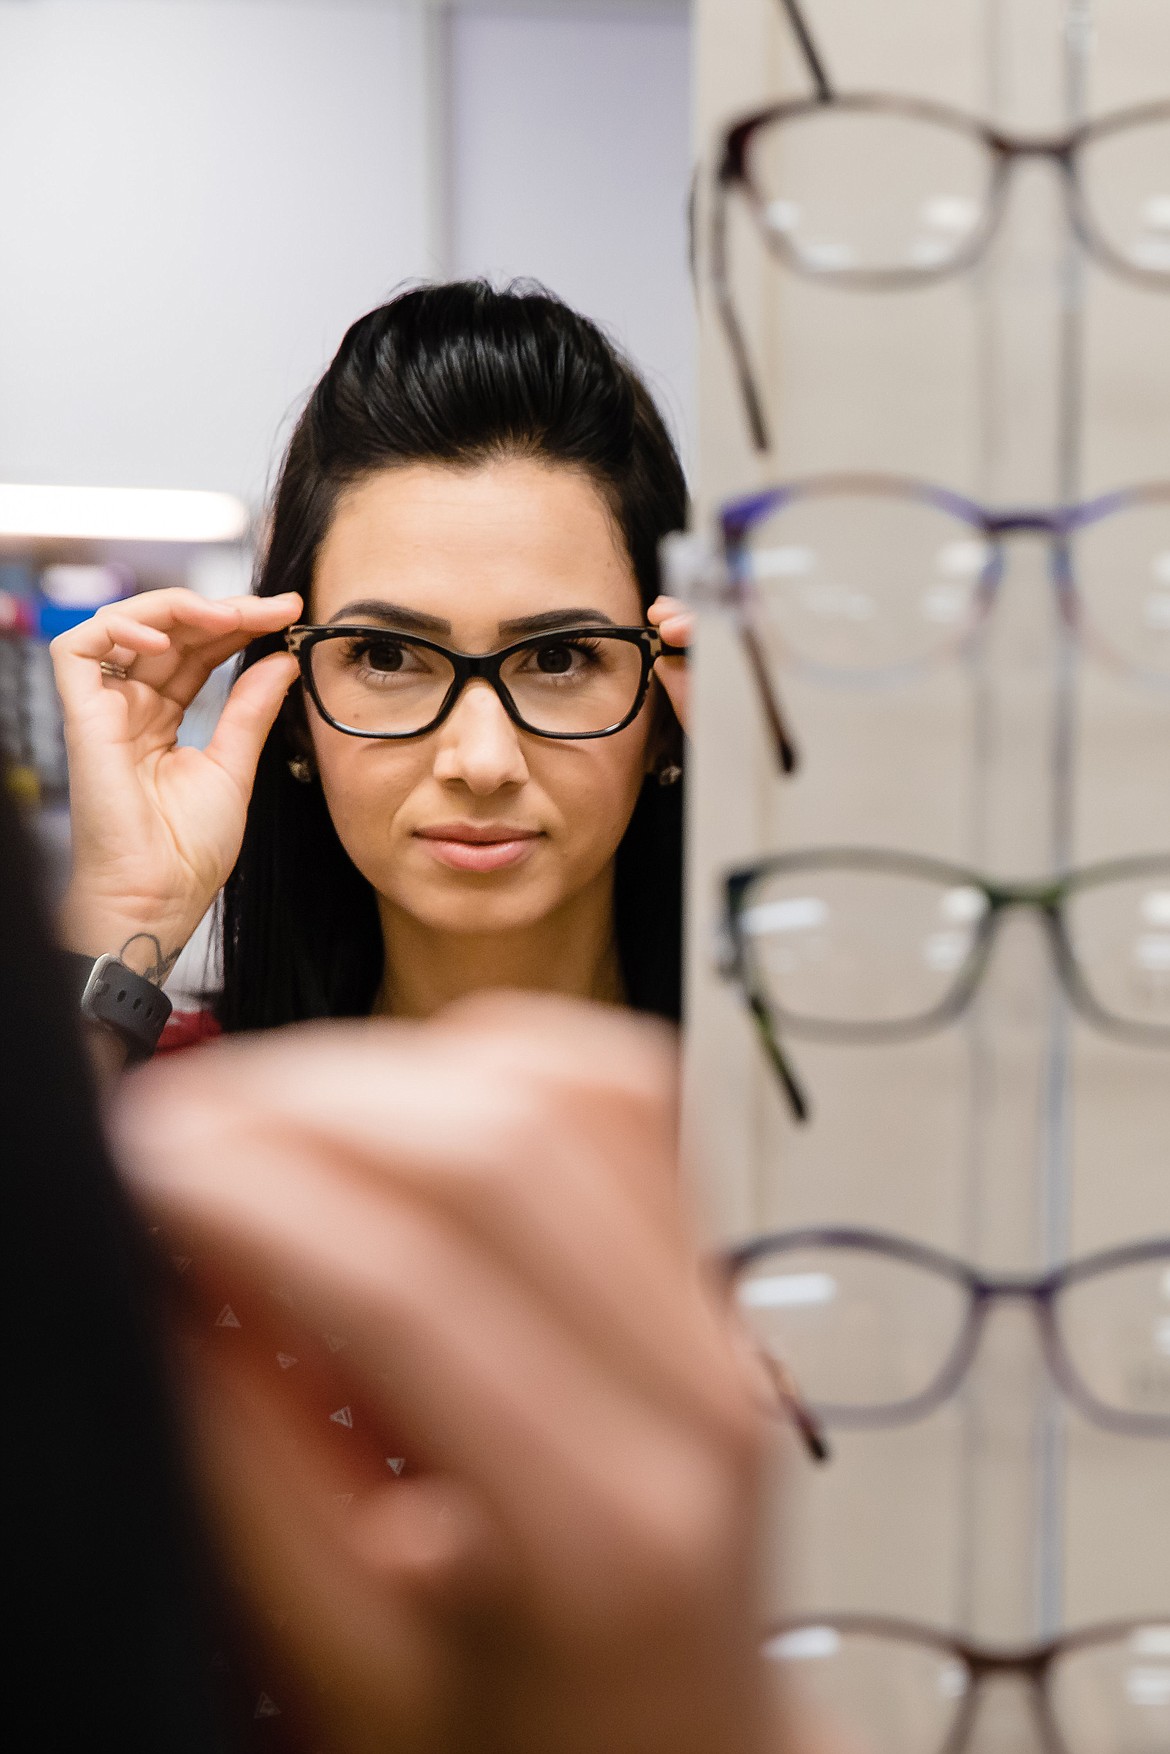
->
[685,0,1169,1687]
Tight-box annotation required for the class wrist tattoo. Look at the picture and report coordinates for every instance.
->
[118,932,182,986]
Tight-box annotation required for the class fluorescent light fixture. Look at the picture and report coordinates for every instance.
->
[751,544,815,580]
[1142,891,1170,927]
[0,484,249,543]
[1135,934,1170,973]
[738,1271,837,1310]
[920,195,980,233]
[937,538,992,578]
[741,896,828,937]
[765,1627,840,1663]
[941,885,988,924]
[1126,1666,1170,1707]
[923,930,971,972]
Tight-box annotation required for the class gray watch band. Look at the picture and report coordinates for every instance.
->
[65,951,173,1063]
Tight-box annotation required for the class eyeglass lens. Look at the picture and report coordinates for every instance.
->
[733,489,993,679]
[752,106,993,279]
[307,630,646,737]
[1051,1628,1170,1754]
[1079,115,1170,276]
[734,1242,970,1419]
[1056,1256,1170,1427]
[737,861,1170,1035]
[763,1621,1170,1754]
[748,104,1170,284]
[1073,498,1170,682]
[764,1624,967,1754]
[738,862,989,1030]
[730,489,1170,685]
[733,1238,1170,1431]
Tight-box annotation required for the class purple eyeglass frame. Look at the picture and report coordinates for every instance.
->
[684,473,1170,784]
[728,1226,1170,1438]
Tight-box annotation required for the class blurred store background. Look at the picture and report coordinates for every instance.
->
[0,0,693,928]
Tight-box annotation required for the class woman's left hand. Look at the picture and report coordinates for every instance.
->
[648,595,693,735]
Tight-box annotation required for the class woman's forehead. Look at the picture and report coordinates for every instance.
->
[312,457,641,629]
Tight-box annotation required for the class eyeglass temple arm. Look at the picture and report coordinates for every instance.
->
[710,185,772,454]
[761,1352,831,1462]
[774,0,834,100]
[747,991,810,1123]
[739,622,800,774]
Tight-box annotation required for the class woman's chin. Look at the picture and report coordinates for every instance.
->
[385,882,565,939]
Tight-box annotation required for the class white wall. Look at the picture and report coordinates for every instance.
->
[0,0,694,506]
[450,3,695,463]
[0,0,438,505]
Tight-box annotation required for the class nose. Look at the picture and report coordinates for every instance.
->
[431,678,530,794]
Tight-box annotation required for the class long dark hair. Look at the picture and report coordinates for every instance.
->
[219,281,687,1033]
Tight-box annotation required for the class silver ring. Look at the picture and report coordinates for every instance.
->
[99,660,130,681]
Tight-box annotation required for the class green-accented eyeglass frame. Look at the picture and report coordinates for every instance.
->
[720,845,1170,1123]
[285,622,683,742]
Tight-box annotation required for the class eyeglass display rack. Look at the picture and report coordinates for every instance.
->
[685,0,1169,1738]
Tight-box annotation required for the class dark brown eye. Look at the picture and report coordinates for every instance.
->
[351,638,405,673]
[536,643,575,675]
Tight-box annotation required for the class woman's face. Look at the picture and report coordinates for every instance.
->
[305,458,658,939]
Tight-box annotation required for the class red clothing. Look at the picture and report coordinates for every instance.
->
[157,1007,223,1053]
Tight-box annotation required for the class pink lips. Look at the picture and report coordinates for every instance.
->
[414,823,543,873]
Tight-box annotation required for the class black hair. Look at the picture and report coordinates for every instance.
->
[1,781,222,1750]
[218,280,687,1033]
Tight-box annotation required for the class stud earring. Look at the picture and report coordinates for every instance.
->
[287,756,314,784]
[656,762,682,787]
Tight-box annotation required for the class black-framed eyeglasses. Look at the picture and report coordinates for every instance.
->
[721,847,1170,1118]
[713,3,1170,448]
[762,1612,1170,1754]
[285,623,682,742]
[728,1227,1170,1438]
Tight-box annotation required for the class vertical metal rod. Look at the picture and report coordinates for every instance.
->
[420,0,454,278]
[1035,0,1093,1641]
[954,0,1007,1638]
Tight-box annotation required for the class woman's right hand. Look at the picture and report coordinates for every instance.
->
[51,586,303,968]
[115,996,795,1754]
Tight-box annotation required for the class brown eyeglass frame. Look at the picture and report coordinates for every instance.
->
[711,2,1170,448]
[762,1612,1170,1754]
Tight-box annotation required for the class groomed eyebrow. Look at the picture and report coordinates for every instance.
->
[326,601,620,639]
[497,608,618,637]
[327,600,452,635]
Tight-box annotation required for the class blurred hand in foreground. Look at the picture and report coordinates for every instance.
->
[113,996,810,1754]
